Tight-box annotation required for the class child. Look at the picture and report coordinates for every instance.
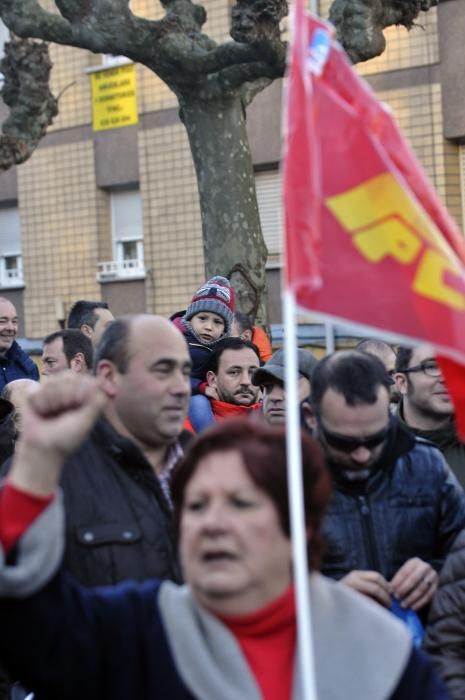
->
[171,275,234,393]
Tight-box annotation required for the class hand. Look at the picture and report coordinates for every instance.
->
[390,558,438,611]
[9,373,107,496]
[204,385,218,400]
[340,570,391,607]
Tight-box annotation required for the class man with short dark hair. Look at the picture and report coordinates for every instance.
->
[42,329,93,377]
[312,350,465,613]
[252,347,318,425]
[395,344,465,488]
[186,337,261,431]
[6,315,192,588]
[67,300,114,348]
[0,297,39,392]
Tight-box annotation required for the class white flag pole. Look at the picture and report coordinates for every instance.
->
[283,288,318,700]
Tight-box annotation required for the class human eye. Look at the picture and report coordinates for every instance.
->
[185,497,207,512]
[231,495,255,509]
[423,360,438,370]
[153,364,171,376]
[228,368,240,376]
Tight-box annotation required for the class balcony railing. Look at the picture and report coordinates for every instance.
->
[97,259,146,282]
[0,268,24,288]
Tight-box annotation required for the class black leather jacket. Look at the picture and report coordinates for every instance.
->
[59,417,187,586]
[321,421,465,582]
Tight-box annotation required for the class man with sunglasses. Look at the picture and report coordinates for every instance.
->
[395,344,465,489]
[311,350,465,614]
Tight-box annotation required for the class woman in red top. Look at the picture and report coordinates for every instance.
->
[0,375,448,699]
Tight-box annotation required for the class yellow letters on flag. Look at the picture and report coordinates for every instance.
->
[326,173,465,311]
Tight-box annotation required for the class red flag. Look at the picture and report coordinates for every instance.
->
[282,0,465,437]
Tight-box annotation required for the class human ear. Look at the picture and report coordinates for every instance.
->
[206,370,217,388]
[80,324,93,339]
[394,372,408,396]
[70,352,85,372]
[95,360,119,398]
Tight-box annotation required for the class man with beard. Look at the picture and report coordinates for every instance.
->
[0,298,39,392]
[395,344,465,489]
[185,337,261,431]
[311,350,465,614]
[252,347,318,426]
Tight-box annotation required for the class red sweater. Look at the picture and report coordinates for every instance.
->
[217,586,296,700]
[0,486,296,700]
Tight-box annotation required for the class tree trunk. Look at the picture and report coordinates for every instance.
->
[180,92,269,324]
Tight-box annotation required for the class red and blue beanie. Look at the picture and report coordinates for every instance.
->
[184,276,234,333]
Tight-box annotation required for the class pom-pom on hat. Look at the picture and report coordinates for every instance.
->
[184,276,234,333]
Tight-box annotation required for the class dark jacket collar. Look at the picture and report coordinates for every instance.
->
[396,400,459,450]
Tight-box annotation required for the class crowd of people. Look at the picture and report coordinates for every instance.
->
[0,282,465,699]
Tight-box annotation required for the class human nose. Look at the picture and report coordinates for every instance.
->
[200,500,228,532]
[239,370,252,385]
[350,446,372,465]
[171,369,190,395]
[269,385,283,401]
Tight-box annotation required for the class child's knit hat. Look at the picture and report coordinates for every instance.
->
[184,276,234,333]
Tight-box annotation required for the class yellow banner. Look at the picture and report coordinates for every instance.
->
[91,63,138,131]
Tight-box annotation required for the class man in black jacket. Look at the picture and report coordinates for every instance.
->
[395,344,465,489]
[311,350,465,613]
[1,315,192,589]
[59,314,192,587]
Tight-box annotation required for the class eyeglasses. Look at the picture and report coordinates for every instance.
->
[399,360,441,378]
[318,421,390,454]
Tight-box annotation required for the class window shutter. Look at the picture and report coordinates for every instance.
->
[111,190,143,242]
[255,171,282,256]
[0,208,21,254]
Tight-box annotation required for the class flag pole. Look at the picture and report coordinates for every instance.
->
[283,288,318,700]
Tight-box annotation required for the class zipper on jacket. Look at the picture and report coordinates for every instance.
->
[357,495,381,572]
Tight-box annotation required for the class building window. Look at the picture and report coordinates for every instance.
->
[97,189,145,282]
[0,207,23,288]
[255,169,282,266]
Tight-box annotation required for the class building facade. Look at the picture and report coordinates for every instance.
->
[0,0,464,342]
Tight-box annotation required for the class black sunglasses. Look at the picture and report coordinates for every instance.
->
[318,421,390,453]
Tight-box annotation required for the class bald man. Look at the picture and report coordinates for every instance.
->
[4,316,192,589]
[0,297,39,392]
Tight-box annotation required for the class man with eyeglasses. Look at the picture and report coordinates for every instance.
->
[311,350,465,614]
[395,345,465,489]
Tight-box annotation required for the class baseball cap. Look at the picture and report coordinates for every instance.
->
[252,348,319,386]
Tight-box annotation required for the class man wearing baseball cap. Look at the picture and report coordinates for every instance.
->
[252,347,318,425]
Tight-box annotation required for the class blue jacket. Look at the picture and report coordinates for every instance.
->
[321,420,465,582]
[0,571,447,700]
[0,341,39,392]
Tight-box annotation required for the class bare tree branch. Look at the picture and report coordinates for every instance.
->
[329,0,439,63]
[0,37,57,171]
[241,76,273,106]
[0,0,167,58]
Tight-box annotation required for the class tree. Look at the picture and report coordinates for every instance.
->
[0,0,439,319]
[329,0,438,63]
[0,36,57,171]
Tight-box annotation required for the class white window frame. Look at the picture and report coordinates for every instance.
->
[0,207,24,289]
[255,169,283,267]
[97,189,145,282]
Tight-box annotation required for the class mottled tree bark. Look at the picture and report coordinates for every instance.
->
[0,36,58,171]
[0,0,286,320]
[0,0,440,315]
[329,0,439,64]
